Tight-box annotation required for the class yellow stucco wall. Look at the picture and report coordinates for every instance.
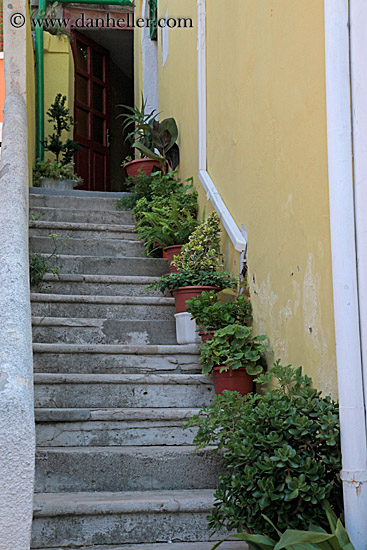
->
[26,0,35,182]
[136,0,337,396]
[43,33,75,157]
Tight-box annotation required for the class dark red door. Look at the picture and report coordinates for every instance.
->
[72,32,110,191]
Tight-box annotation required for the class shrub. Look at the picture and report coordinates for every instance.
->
[200,324,267,376]
[186,291,253,331]
[186,362,342,536]
[172,211,221,272]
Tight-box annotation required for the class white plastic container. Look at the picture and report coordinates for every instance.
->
[174,312,201,344]
[39,178,79,190]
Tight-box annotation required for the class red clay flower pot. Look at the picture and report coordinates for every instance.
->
[199,330,216,343]
[162,249,168,259]
[124,158,161,181]
[212,366,254,396]
[172,286,220,313]
[164,244,183,273]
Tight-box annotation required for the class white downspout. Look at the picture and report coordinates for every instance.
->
[325,1,367,547]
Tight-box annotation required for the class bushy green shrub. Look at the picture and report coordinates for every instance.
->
[186,362,342,536]
[200,324,267,376]
[186,290,252,331]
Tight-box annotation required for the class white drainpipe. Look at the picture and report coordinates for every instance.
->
[325,1,367,547]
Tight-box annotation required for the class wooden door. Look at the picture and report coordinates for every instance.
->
[72,32,110,191]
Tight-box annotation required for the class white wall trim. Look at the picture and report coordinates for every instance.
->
[197,0,247,253]
[325,1,367,547]
[141,0,158,114]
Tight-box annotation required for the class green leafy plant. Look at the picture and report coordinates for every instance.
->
[150,269,237,294]
[29,233,68,286]
[135,195,199,256]
[133,117,179,174]
[186,362,342,536]
[31,1,71,37]
[172,212,221,272]
[117,94,159,154]
[211,502,354,550]
[200,324,267,376]
[186,290,253,332]
[33,159,82,187]
[42,94,80,165]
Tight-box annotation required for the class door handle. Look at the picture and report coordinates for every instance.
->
[106,128,111,148]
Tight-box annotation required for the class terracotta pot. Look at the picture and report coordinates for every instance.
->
[199,330,216,343]
[212,367,254,396]
[164,244,183,273]
[162,249,168,259]
[172,286,220,314]
[124,158,161,180]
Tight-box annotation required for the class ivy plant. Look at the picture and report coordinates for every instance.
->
[186,362,343,536]
[199,323,267,376]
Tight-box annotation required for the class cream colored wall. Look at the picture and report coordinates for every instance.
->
[136,0,337,396]
[43,33,75,157]
[26,0,36,181]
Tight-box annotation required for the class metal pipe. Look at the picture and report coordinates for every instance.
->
[34,0,134,160]
[324,0,367,547]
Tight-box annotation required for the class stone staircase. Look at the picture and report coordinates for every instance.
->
[29,189,241,550]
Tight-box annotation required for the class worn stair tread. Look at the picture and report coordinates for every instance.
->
[34,543,244,550]
[29,220,136,232]
[30,293,174,305]
[29,194,126,210]
[41,273,159,284]
[33,343,199,354]
[35,407,201,422]
[33,489,217,516]
[34,373,209,384]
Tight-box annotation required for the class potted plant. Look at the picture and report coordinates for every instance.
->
[118,95,161,179]
[133,117,180,175]
[200,324,267,395]
[186,290,253,342]
[152,212,236,312]
[36,94,81,189]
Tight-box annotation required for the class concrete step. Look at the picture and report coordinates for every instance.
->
[33,543,244,550]
[32,490,222,547]
[30,236,145,258]
[32,317,177,346]
[35,408,200,447]
[35,445,222,492]
[34,373,214,408]
[30,194,124,211]
[39,253,168,277]
[30,294,175,321]
[30,206,135,225]
[33,343,201,374]
[29,220,138,240]
[33,273,163,297]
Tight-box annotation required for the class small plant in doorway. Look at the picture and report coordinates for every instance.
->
[34,94,82,189]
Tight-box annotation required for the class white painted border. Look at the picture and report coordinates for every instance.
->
[325,0,367,547]
[141,0,159,114]
[197,0,247,253]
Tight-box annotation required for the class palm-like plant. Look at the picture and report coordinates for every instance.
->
[117,94,159,154]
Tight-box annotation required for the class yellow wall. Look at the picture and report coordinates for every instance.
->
[136,0,337,396]
[43,33,75,158]
[26,0,35,182]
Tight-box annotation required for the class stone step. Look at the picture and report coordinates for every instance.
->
[30,193,124,211]
[32,317,177,346]
[39,253,168,277]
[34,373,214,408]
[30,236,145,258]
[29,220,138,240]
[35,408,200,447]
[34,543,244,550]
[32,490,221,548]
[30,206,135,225]
[30,294,175,321]
[33,343,201,374]
[35,445,222,492]
[34,273,163,297]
